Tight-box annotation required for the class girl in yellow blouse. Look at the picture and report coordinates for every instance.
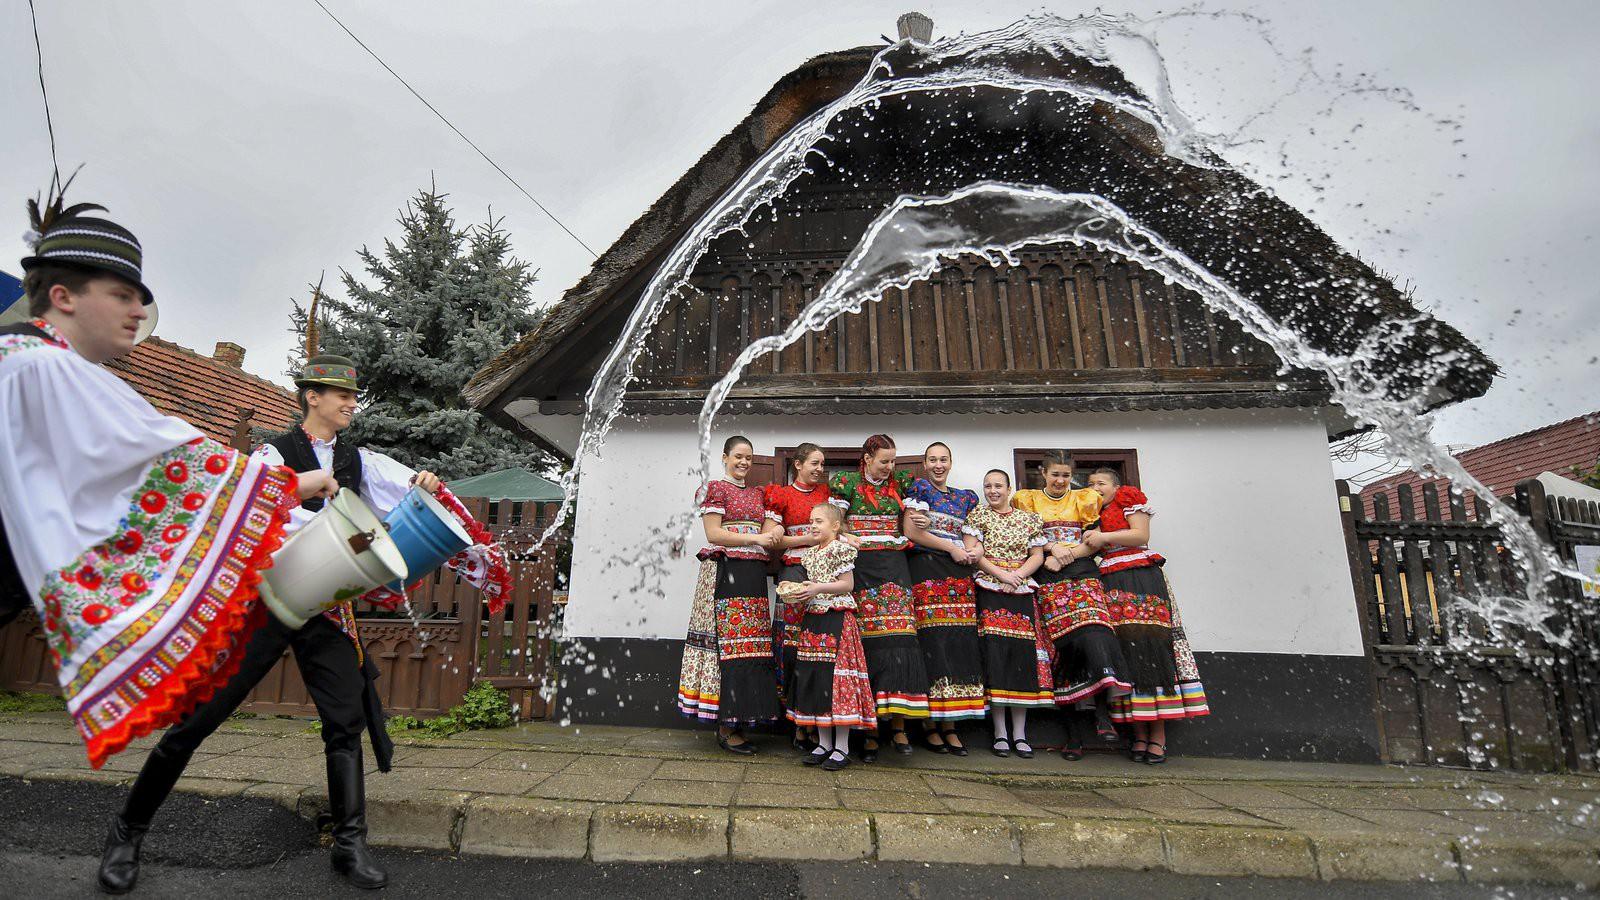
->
[1011,452,1132,759]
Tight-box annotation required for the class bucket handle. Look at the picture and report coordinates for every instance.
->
[323,491,382,556]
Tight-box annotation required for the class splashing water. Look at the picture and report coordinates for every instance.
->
[692,182,1569,644]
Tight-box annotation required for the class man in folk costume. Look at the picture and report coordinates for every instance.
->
[0,194,330,859]
[96,344,508,890]
[95,344,514,893]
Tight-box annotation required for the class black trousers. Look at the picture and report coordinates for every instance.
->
[155,614,367,757]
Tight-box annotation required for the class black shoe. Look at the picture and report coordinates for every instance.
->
[922,730,950,754]
[326,748,388,890]
[801,745,829,767]
[792,730,817,754]
[890,730,914,756]
[1061,744,1085,761]
[990,738,1010,758]
[941,730,969,757]
[822,749,851,771]
[859,739,879,764]
[1128,739,1149,763]
[1144,741,1168,765]
[99,743,193,894]
[718,732,757,756]
[96,815,147,895]
[1011,738,1034,760]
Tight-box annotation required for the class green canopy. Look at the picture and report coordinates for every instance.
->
[447,467,565,502]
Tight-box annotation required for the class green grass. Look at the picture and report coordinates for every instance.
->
[0,690,67,714]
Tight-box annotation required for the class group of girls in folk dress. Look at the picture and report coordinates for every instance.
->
[676,434,1208,767]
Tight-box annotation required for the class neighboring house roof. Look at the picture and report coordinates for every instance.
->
[106,337,298,446]
[1360,410,1600,516]
[447,467,565,502]
[465,43,1494,427]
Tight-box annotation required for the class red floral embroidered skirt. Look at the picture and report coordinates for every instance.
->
[1102,564,1208,722]
[852,550,930,719]
[1034,564,1131,705]
[907,550,985,721]
[974,586,1054,707]
[788,607,877,730]
[676,557,781,725]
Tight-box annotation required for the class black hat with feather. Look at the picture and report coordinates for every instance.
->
[20,175,158,340]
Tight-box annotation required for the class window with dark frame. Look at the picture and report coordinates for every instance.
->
[1012,448,1141,492]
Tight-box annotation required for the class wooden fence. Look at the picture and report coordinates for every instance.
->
[1338,478,1600,771]
[0,498,566,723]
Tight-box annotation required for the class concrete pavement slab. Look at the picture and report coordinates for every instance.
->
[591,805,729,862]
[731,809,873,861]
[457,796,594,859]
[874,813,1020,865]
[528,774,645,803]
[1016,817,1166,870]
[629,778,738,807]
[1162,824,1317,879]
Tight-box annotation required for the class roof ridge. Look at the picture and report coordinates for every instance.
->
[139,336,295,398]
[1454,408,1600,459]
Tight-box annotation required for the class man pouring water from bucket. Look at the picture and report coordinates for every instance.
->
[95,348,513,892]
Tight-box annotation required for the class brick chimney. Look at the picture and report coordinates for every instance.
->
[213,341,246,368]
[897,12,933,43]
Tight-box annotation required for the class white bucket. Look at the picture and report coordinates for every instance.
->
[260,489,409,629]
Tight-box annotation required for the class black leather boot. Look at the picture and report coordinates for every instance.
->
[98,744,193,894]
[326,748,387,889]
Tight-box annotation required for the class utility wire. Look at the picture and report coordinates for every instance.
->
[27,0,61,190]
[311,0,598,258]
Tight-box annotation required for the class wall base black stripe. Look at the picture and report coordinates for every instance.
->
[556,637,1379,764]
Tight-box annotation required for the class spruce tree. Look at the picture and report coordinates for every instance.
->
[288,184,552,479]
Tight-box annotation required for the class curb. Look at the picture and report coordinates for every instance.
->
[23,769,1593,888]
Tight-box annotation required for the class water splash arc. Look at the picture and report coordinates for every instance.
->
[693,181,1574,644]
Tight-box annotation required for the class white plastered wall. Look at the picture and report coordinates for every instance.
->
[549,406,1364,657]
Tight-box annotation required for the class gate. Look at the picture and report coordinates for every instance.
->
[0,498,566,723]
[1338,477,1600,771]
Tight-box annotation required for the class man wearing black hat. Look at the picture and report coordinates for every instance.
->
[0,195,338,866]
[98,348,528,895]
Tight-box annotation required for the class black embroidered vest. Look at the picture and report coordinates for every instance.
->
[267,426,363,512]
[0,322,52,625]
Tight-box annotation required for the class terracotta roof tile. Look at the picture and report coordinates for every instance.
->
[104,337,298,446]
[1359,410,1600,517]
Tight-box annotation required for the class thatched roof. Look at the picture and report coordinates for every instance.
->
[466,43,1494,421]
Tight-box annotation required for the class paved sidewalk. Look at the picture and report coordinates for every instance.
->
[3,711,1598,887]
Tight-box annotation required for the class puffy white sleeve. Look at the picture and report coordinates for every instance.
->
[0,347,201,592]
[357,448,418,520]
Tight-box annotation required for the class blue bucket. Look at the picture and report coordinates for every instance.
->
[382,487,472,591]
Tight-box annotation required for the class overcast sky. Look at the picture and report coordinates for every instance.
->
[2,1,1594,461]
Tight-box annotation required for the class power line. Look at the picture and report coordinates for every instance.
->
[27,0,60,189]
[310,0,598,258]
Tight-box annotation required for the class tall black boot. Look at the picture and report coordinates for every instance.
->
[326,748,387,889]
[98,744,193,894]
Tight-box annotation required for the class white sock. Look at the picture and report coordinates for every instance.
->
[990,708,1009,740]
[833,725,852,752]
[815,726,834,752]
[1010,707,1028,743]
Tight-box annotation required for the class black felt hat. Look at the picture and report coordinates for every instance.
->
[21,185,158,341]
[22,200,154,305]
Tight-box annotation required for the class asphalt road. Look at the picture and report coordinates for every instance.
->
[0,777,1568,898]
